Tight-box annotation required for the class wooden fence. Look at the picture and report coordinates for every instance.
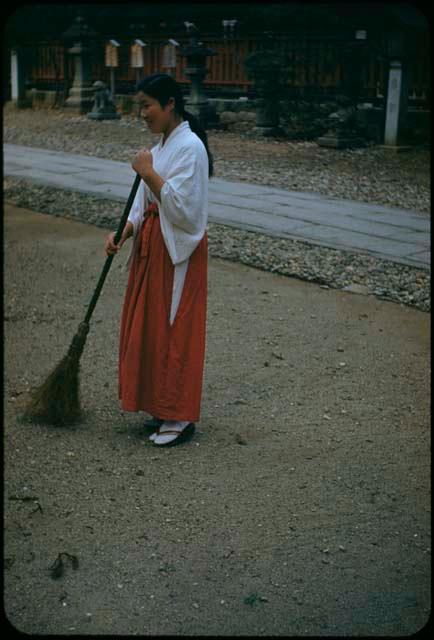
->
[23,32,430,105]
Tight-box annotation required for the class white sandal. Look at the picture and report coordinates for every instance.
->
[152,423,195,447]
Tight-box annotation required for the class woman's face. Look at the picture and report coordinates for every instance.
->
[137,92,174,135]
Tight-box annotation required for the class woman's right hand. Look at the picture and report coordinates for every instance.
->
[105,222,133,256]
[105,231,122,256]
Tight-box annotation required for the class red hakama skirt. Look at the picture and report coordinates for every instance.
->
[118,204,207,422]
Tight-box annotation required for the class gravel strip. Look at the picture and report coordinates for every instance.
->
[4,177,430,312]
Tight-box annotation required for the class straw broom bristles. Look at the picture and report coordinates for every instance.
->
[23,322,89,426]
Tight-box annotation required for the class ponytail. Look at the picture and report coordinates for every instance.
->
[137,73,214,178]
[182,109,214,178]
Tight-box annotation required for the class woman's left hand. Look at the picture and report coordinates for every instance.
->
[132,149,153,179]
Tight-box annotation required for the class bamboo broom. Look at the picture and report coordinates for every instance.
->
[23,173,142,426]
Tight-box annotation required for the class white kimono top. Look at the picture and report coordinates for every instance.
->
[125,121,209,324]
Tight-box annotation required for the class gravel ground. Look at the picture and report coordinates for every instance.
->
[3,106,431,314]
[4,204,431,636]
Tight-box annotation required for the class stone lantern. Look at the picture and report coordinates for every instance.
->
[62,14,98,114]
[317,30,368,149]
[179,22,218,128]
[244,32,285,136]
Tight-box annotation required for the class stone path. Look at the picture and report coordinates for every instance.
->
[4,143,430,269]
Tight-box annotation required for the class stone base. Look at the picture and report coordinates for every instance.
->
[253,126,283,137]
[63,101,94,115]
[377,144,414,153]
[316,134,365,149]
[63,87,94,115]
[11,98,33,109]
[87,111,121,120]
[185,102,220,130]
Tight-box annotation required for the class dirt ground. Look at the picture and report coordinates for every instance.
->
[4,204,431,636]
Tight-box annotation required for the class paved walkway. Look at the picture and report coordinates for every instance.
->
[4,143,430,269]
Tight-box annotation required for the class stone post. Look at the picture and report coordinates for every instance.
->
[384,60,409,146]
[383,30,410,148]
[10,47,30,108]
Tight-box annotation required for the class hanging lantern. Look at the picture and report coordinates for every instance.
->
[130,39,146,68]
[162,39,179,69]
[105,39,120,68]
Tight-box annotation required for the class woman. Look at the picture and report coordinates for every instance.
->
[104,73,213,447]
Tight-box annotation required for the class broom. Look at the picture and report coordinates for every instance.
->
[23,173,142,426]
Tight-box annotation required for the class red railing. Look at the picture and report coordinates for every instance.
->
[25,32,430,104]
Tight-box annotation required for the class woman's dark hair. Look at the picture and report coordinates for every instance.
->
[136,73,214,177]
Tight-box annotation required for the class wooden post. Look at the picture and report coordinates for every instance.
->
[105,40,120,100]
[130,40,146,119]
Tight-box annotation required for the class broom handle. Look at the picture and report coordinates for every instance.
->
[83,173,142,325]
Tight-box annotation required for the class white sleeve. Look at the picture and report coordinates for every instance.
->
[158,145,208,235]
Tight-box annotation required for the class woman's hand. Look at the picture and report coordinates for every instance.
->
[104,222,133,256]
[104,231,121,256]
[132,150,165,201]
[132,149,153,179]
